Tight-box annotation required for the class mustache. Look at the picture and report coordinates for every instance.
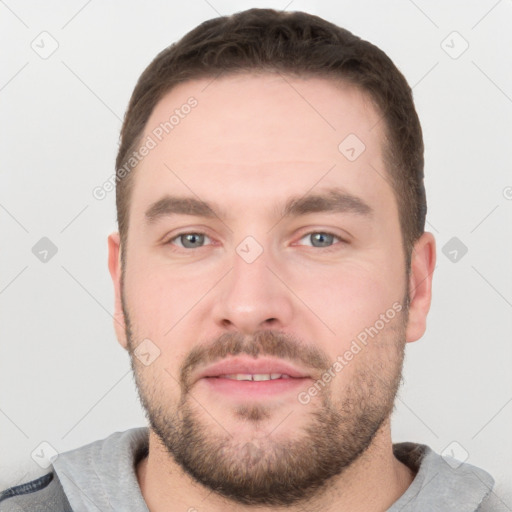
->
[179,330,331,391]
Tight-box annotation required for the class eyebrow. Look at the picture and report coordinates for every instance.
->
[281,188,373,218]
[145,196,220,222]
[144,188,373,224]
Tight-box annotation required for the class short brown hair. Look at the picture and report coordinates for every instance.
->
[115,8,426,267]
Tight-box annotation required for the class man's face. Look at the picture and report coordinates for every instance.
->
[112,74,415,505]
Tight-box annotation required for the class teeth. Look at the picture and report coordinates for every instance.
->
[221,373,288,381]
[225,374,254,381]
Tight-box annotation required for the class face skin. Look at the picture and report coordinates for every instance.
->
[108,73,436,512]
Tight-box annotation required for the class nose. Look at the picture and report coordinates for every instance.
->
[211,243,295,335]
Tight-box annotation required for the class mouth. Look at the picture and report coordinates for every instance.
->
[216,373,294,381]
[195,357,312,398]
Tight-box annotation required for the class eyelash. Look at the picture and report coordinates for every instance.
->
[165,231,347,251]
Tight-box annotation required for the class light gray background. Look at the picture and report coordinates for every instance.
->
[1,0,511,505]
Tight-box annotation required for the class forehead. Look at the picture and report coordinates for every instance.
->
[131,73,395,221]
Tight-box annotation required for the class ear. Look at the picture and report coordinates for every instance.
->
[108,232,128,350]
[405,232,436,343]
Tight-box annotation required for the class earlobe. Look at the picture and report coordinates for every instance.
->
[107,232,128,349]
[405,232,436,343]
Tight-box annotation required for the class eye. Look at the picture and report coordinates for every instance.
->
[297,232,343,248]
[168,232,212,249]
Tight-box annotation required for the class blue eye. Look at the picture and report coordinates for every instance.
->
[299,232,341,248]
[170,233,211,249]
[166,231,343,251]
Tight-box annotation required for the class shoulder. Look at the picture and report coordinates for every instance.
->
[391,442,502,511]
[0,470,72,512]
[477,482,512,512]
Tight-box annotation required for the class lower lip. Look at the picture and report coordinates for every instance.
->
[200,376,311,398]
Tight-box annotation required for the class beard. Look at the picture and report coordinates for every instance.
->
[123,294,408,507]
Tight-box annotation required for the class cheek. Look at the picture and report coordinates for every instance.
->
[290,258,405,349]
[123,258,177,341]
[123,253,218,343]
[304,268,406,399]
[124,263,192,390]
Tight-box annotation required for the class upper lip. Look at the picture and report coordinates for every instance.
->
[194,356,311,382]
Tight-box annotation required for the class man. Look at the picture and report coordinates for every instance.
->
[1,7,503,511]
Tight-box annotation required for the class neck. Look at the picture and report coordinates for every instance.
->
[136,420,415,512]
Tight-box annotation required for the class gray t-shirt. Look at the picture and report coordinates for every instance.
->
[49,427,502,511]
